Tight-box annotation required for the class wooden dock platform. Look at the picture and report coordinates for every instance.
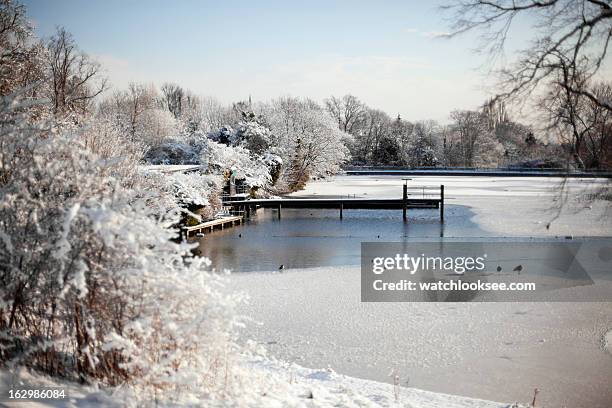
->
[184,215,243,237]
[225,185,445,221]
[226,197,440,209]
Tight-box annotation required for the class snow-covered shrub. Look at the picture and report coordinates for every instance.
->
[206,126,235,145]
[234,120,272,154]
[206,141,272,188]
[141,170,223,224]
[164,172,221,208]
[408,145,438,167]
[263,153,283,184]
[79,116,147,191]
[206,121,273,157]
[0,92,245,399]
[143,140,201,165]
[81,115,146,161]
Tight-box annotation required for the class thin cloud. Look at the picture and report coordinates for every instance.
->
[423,31,451,39]
[404,27,451,39]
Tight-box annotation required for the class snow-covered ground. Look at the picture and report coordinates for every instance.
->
[228,175,612,408]
[1,360,512,408]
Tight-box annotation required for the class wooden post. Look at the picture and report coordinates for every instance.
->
[440,185,445,222]
[531,388,539,407]
[340,202,343,219]
[278,203,282,220]
[402,184,407,221]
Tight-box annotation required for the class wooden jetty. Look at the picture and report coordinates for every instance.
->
[184,215,243,237]
[225,184,445,221]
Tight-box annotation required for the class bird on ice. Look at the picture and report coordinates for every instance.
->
[496,265,502,272]
[513,265,523,274]
[279,264,284,271]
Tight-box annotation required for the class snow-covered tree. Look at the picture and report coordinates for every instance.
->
[0,91,245,400]
[98,83,178,146]
[351,108,391,164]
[325,94,366,134]
[269,96,351,189]
[285,137,310,189]
[407,121,440,167]
[197,96,234,133]
[0,1,47,117]
[44,27,107,118]
[449,110,502,167]
[234,119,273,155]
[389,115,414,165]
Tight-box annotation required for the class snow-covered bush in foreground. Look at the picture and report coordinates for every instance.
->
[0,93,247,401]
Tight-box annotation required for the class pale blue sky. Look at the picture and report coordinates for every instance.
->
[23,0,533,121]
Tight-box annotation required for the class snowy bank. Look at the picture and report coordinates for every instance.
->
[0,361,512,408]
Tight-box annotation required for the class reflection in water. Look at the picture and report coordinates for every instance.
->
[193,204,487,272]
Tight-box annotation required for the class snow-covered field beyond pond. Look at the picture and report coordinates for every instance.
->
[229,175,612,408]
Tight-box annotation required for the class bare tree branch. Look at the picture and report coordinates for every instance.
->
[444,0,612,111]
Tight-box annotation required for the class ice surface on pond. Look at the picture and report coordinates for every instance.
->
[228,175,612,408]
[199,175,611,272]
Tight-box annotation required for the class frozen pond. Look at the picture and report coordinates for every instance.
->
[194,206,486,273]
[219,175,612,408]
[196,175,611,272]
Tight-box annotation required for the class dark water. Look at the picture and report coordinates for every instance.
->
[193,204,492,272]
